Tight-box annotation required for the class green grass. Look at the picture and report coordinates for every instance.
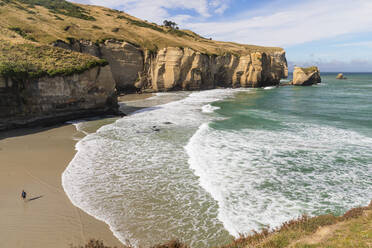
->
[0,41,107,81]
[7,0,96,20]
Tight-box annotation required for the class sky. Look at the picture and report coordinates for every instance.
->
[71,0,372,72]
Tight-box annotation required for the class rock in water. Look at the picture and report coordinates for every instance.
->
[292,66,321,86]
[336,73,347,79]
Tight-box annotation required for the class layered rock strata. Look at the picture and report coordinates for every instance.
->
[292,66,321,86]
[54,39,288,93]
[0,65,117,130]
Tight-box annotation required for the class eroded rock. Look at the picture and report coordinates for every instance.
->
[292,66,321,86]
[0,65,117,130]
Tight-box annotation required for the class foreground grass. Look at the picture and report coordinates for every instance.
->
[221,201,372,248]
[0,40,107,80]
[74,202,371,248]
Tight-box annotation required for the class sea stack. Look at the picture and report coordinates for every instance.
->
[336,73,347,79]
[292,66,321,86]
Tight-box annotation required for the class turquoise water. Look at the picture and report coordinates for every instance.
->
[63,73,372,247]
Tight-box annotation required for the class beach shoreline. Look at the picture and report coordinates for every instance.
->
[0,124,123,248]
[0,92,177,248]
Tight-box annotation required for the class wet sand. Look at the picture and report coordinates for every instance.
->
[0,125,123,248]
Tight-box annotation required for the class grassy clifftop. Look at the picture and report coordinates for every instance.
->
[73,201,372,248]
[0,39,107,80]
[0,0,283,55]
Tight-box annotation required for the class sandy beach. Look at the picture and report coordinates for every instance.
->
[0,125,123,248]
[0,92,184,248]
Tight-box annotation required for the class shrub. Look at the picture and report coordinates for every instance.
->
[8,27,37,41]
[92,25,102,30]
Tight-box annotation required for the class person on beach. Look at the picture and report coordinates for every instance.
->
[21,190,27,199]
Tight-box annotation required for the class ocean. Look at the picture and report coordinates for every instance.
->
[62,73,372,247]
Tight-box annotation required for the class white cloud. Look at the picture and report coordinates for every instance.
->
[209,0,231,14]
[333,41,372,48]
[185,0,372,47]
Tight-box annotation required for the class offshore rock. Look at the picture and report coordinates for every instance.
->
[336,73,347,80]
[292,66,321,86]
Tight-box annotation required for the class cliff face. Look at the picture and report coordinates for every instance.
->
[0,65,117,130]
[147,48,288,91]
[54,40,288,93]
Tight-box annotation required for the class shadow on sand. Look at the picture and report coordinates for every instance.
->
[27,195,44,202]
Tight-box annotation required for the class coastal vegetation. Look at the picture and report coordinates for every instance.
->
[73,201,372,248]
[0,40,107,80]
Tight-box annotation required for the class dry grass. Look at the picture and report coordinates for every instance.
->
[0,0,283,55]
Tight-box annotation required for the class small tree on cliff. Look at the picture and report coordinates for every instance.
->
[163,20,178,29]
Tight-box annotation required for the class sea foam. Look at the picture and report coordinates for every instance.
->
[185,120,372,237]
[62,89,245,247]
[202,104,221,113]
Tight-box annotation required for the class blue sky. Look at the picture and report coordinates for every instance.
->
[71,0,372,72]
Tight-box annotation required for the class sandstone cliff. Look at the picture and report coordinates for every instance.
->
[292,66,321,86]
[54,39,288,92]
[0,65,117,130]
